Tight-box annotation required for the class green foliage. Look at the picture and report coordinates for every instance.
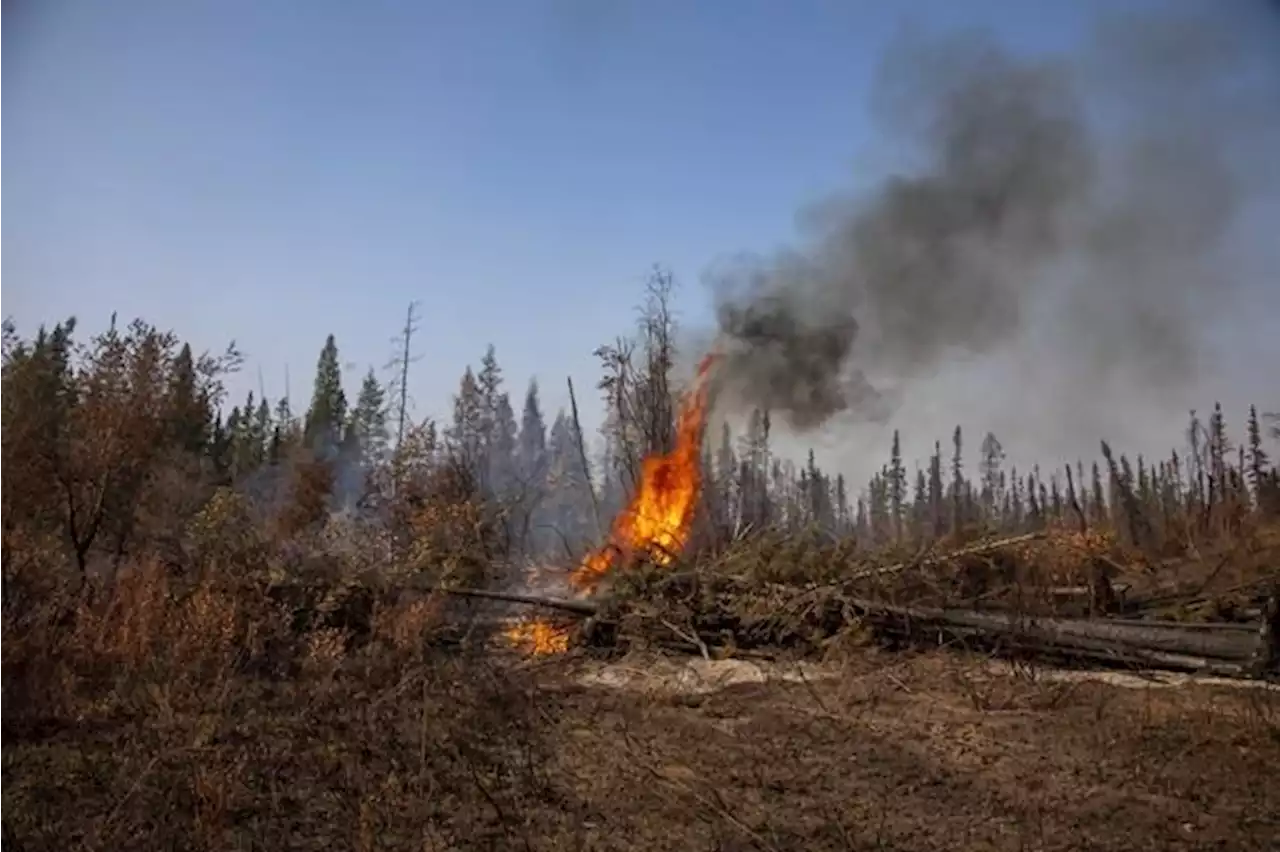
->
[303,334,347,452]
[348,368,389,465]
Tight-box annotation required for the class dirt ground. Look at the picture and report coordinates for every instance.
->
[5,648,1279,852]
[542,651,1280,852]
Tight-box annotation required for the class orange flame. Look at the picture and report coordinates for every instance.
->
[503,618,570,655]
[571,353,720,594]
[503,352,719,656]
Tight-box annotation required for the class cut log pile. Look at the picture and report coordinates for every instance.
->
[411,533,1280,680]
[851,599,1271,678]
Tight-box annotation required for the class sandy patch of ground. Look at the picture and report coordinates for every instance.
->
[574,655,832,695]
[571,651,1279,697]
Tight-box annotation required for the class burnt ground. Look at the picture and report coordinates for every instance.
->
[4,646,1278,852]
[546,652,1280,851]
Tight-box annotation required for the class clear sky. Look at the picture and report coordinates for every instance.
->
[11,0,1271,483]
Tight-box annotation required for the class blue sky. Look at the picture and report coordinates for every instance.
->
[14,0,1271,484]
[3,1,1120,421]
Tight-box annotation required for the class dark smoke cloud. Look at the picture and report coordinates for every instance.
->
[713,251,887,429]
[710,4,1280,432]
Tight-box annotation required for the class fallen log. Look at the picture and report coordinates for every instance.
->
[401,575,1274,679]
[919,623,1254,678]
[1104,618,1258,632]
[1049,583,1132,600]
[603,615,1261,678]
[849,598,1260,661]
[406,583,599,616]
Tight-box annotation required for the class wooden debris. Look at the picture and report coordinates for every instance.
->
[392,535,1277,681]
[849,597,1262,669]
[407,583,598,616]
[845,532,1047,583]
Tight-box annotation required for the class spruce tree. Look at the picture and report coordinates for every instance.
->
[546,410,593,547]
[167,342,208,454]
[477,345,503,425]
[806,449,825,525]
[489,391,518,496]
[888,430,904,541]
[209,412,232,481]
[1009,465,1024,527]
[1090,461,1106,526]
[950,426,964,534]
[274,395,300,456]
[268,425,283,466]
[448,366,485,473]
[349,368,389,465]
[913,467,928,538]
[928,441,944,538]
[979,432,1004,521]
[1187,410,1205,510]
[230,391,265,476]
[1247,405,1269,500]
[254,396,271,459]
[303,334,347,452]
[834,473,849,533]
[518,378,547,483]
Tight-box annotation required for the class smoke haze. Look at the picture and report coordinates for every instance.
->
[709,2,1280,464]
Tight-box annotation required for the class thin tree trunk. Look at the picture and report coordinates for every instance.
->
[567,376,604,540]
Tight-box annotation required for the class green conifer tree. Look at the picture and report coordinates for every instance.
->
[349,368,389,465]
[303,334,347,452]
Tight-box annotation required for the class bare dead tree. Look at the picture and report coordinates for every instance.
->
[386,301,422,495]
[637,266,677,456]
[594,267,681,500]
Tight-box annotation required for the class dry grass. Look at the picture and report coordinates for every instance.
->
[5,552,1280,851]
[2,562,567,851]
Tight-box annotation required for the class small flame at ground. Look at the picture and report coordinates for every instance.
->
[503,619,570,655]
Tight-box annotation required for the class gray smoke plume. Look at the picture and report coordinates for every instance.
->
[711,3,1280,433]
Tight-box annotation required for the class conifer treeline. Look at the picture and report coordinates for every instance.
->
[695,405,1279,553]
[430,277,1280,558]
[3,288,1277,582]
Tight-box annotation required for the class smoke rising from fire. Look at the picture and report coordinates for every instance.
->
[710,4,1280,434]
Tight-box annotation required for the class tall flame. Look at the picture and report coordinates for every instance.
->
[571,353,720,594]
[502,353,719,656]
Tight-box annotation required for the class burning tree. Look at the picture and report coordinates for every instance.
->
[573,353,719,594]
